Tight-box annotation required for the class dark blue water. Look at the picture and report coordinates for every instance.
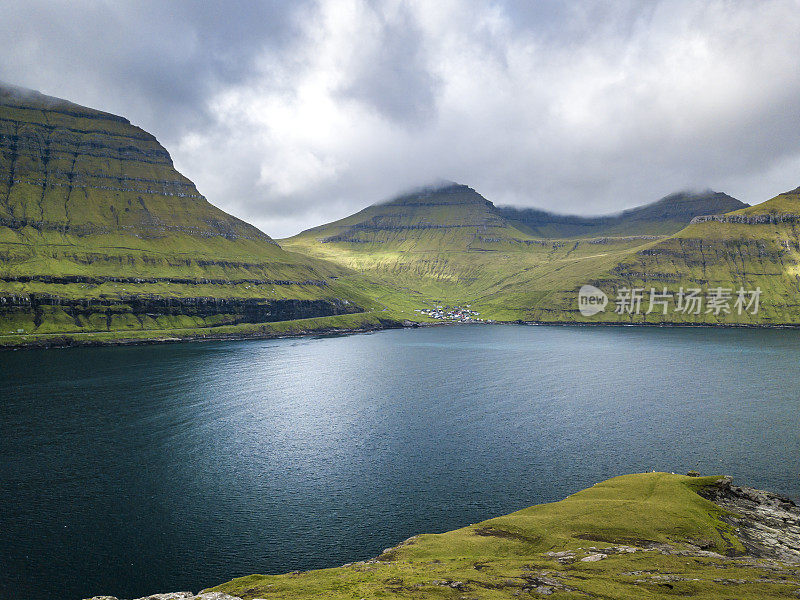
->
[2,325,799,599]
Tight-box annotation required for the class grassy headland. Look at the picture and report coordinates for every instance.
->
[204,472,800,599]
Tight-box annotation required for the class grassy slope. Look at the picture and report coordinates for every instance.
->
[207,473,799,599]
[0,84,398,341]
[283,183,555,318]
[286,226,653,318]
[284,183,800,325]
[283,185,762,322]
[0,83,320,288]
[532,189,800,325]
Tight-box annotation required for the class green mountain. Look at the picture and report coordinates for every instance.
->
[297,182,520,249]
[0,83,389,345]
[497,190,747,238]
[201,472,799,600]
[282,183,754,321]
[530,186,800,325]
[503,184,800,325]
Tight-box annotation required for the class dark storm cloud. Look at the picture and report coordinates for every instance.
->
[3,0,800,237]
[0,0,308,137]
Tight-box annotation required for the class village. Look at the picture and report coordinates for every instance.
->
[415,305,486,323]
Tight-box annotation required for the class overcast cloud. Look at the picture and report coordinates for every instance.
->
[3,0,800,237]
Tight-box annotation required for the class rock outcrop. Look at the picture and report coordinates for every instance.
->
[698,475,800,563]
[87,593,245,600]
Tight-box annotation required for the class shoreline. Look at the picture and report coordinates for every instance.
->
[0,318,407,351]
[3,316,800,351]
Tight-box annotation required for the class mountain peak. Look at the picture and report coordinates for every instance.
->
[0,81,129,124]
[382,182,493,208]
[655,189,744,207]
[630,190,746,217]
[659,189,719,202]
[0,81,271,241]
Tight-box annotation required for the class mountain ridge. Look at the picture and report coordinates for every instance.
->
[295,184,747,243]
[0,81,131,124]
[496,190,748,238]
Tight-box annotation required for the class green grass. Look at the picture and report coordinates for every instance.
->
[204,473,798,600]
[0,311,403,348]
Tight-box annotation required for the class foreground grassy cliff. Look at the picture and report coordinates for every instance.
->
[199,473,800,600]
[0,83,396,344]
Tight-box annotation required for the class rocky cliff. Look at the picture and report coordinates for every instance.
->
[0,83,271,241]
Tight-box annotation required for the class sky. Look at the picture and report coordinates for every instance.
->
[3,0,800,238]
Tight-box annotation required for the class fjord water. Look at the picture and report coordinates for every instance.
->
[2,326,799,600]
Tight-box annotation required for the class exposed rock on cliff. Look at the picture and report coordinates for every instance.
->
[698,475,800,563]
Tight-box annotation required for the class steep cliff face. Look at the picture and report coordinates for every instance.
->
[0,84,368,339]
[0,83,270,240]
